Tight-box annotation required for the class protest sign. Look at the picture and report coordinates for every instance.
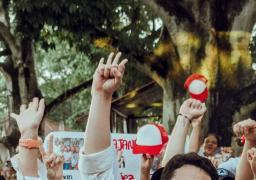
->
[44,131,141,180]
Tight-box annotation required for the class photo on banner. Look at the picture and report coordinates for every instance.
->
[44,131,142,180]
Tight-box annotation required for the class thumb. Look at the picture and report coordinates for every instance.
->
[39,139,46,158]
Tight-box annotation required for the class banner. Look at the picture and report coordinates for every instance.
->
[44,131,141,180]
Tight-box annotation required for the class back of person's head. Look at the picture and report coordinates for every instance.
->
[160,153,218,180]
[151,167,163,180]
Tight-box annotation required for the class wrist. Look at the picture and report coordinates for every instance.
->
[141,168,150,177]
[141,167,150,172]
[176,115,191,132]
[177,113,191,123]
[192,122,201,128]
[20,128,38,139]
[92,91,113,100]
[246,140,256,147]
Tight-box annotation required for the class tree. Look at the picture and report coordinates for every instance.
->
[140,0,256,145]
[0,0,153,146]
[0,0,255,146]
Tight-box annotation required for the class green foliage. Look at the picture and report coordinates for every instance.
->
[11,0,159,57]
[1,0,161,130]
[35,35,97,129]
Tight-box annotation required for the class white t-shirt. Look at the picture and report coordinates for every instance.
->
[11,154,47,180]
[218,157,240,175]
[78,145,118,180]
[63,151,72,163]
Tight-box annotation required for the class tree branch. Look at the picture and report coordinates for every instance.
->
[0,2,20,63]
[0,22,20,62]
[231,0,256,32]
[45,78,93,115]
[142,0,179,39]
[134,61,164,86]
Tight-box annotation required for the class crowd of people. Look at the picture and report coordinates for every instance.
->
[0,52,256,180]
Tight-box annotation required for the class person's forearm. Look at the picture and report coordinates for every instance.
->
[83,93,112,154]
[162,115,190,166]
[18,129,38,177]
[236,140,256,180]
[189,124,201,153]
[140,170,150,180]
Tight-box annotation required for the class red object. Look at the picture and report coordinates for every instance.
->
[241,135,245,145]
[184,74,208,102]
[133,123,169,155]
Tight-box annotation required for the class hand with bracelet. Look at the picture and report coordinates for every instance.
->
[11,97,45,178]
[162,98,206,166]
[178,98,206,123]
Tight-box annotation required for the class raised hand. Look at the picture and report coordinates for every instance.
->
[140,154,154,180]
[247,147,256,177]
[179,99,206,121]
[11,97,44,138]
[92,52,128,97]
[233,119,256,142]
[39,135,64,180]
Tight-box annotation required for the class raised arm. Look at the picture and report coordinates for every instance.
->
[247,147,256,180]
[140,154,154,180]
[83,52,128,154]
[162,99,206,166]
[234,119,256,180]
[11,97,45,177]
[189,116,203,153]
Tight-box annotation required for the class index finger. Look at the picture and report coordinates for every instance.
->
[37,98,45,116]
[98,58,105,68]
[39,138,46,157]
[47,134,54,154]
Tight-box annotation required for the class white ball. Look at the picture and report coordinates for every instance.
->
[188,80,206,94]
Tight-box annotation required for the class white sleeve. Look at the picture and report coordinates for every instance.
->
[11,155,47,180]
[78,145,118,180]
[218,157,239,175]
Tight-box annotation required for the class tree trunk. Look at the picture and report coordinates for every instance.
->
[162,80,175,133]
[1,37,43,148]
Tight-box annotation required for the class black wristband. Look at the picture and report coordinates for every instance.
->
[177,113,191,123]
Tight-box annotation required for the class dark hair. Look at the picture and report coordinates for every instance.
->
[205,133,221,147]
[151,167,163,180]
[160,153,218,180]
